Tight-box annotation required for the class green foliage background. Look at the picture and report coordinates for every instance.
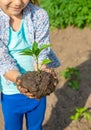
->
[39,0,91,29]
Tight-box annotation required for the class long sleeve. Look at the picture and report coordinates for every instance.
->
[0,40,19,75]
[32,8,60,68]
[33,8,50,61]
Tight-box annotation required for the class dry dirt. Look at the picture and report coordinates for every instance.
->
[0,26,91,130]
[43,26,91,130]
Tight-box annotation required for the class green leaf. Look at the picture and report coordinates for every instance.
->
[70,107,91,121]
[32,41,39,53]
[83,113,90,121]
[65,72,71,79]
[70,80,79,90]
[40,44,50,52]
[70,115,75,120]
[70,113,80,121]
[34,49,40,57]
[19,41,52,71]
[19,48,33,56]
[60,70,71,79]
[32,41,41,57]
[75,113,81,120]
[42,59,51,65]
[78,107,87,113]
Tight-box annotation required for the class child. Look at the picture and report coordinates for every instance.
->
[0,0,60,130]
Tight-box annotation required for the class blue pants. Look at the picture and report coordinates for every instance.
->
[1,93,46,130]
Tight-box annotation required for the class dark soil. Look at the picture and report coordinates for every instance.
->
[19,71,58,99]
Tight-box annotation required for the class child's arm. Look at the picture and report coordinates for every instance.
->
[0,40,20,77]
[4,70,21,83]
[33,9,50,62]
[4,70,35,98]
[32,8,60,68]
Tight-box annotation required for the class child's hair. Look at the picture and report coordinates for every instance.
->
[30,0,39,5]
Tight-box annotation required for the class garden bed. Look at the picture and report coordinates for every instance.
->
[43,26,91,130]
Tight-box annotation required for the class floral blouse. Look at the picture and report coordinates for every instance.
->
[0,3,60,76]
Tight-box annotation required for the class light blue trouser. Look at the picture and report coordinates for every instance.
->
[1,93,46,130]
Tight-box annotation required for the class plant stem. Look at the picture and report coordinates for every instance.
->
[36,56,40,72]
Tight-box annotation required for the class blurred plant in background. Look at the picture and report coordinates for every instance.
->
[60,67,80,90]
[39,0,91,29]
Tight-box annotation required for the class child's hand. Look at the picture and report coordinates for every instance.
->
[16,79,36,98]
[35,64,58,85]
[41,67,58,87]
[16,69,58,99]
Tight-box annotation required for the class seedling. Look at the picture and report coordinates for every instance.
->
[20,41,51,72]
[60,67,80,90]
[18,41,58,98]
[70,107,91,121]
[67,80,79,90]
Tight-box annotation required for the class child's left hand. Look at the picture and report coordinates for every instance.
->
[35,64,57,82]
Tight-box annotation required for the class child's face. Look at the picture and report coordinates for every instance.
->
[0,0,30,17]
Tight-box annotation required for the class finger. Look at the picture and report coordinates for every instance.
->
[18,86,28,93]
[24,92,35,98]
[54,81,58,87]
[42,68,52,73]
[18,86,22,90]
[51,71,57,79]
[42,68,57,79]
[25,92,34,96]
[16,79,22,85]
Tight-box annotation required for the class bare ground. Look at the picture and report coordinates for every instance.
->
[43,26,91,130]
[0,26,91,130]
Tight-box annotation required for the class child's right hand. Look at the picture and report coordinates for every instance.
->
[16,79,36,98]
